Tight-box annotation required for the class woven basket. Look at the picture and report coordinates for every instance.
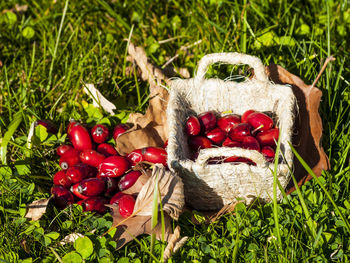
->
[166,53,297,211]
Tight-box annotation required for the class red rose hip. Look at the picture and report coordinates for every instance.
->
[228,123,252,142]
[70,124,92,151]
[246,112,274,132]
[56,145,74,156]
[198,111,216,131]
[217,114,241,133]
[80,149,106,167]
[66,165,89,184]
[109,192,127,205]
[113,124,129,141]
[261,146,275,162]
[99,156,130,177]
[53,170,71,188]
[118,170,142,191]
[99,177,119,197]
[205,127,226,145]
[256,128,279,147]
[185,115,201,136]
[241,109,256,123]
[59,148,80,170]
[222,137,242,148]
[78,197,107,214]
[97,143,118,157]
[91,124,109,144]
[71,178,105,199]
[118,194,136,218]
[51,186,74,209]
[127,149,144,166]
[142,147,167,166]
[241,136,261,151]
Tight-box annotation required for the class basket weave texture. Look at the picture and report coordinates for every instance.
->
[166,53,297,211]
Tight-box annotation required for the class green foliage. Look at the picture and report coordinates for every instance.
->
[0,0,350,262]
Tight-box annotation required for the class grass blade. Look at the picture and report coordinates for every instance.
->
[150,171,159,254]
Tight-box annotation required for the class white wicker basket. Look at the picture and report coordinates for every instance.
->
[166,53,297,211]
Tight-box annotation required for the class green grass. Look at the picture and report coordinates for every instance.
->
[1,0,350,262]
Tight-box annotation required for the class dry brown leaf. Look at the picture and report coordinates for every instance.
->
[163,226,188,262]
[107,165,185,250]
[25,198,51,221]
[83,83,116,115]
[266,64,330,193]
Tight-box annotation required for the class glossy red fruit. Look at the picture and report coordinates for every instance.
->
[198,111,216,132]
[217,114,241,133]
[241,110,256,123]
[75,163,98,178]
[185,115,201,136]
[51,186,74,209]
[246,112,273,132]
[127,149,144,166]
[118,195,136,218]
[78,197,107,214]
[100,177,119,197]
[35,120,58,134]
[97,143,118,157]
[228,123,252,142]
[118,171,142,191]
[241,136,261,151]
[113,124,129,141]
[66,165,88,184]
[53,170,71,188]
[188,136,212,152]
[71,178,105,199]
[91,124,109,144]
[59,148,81,170]
[256,128,279,147]
[261,146,275,162]
[56,144,74,156]
[142,147,167,166]
[80,149,106,167]
[109,192,127,205]
[222,137,242,148]
[205,127,226,145]
[70,124,92,151]
[99,156,130,177]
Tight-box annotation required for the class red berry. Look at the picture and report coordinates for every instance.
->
[127,149,144,166]
[118,171,142,191]
[241,136,261,151]
[261,146,275,162]
[241,110,256,123]
[118,195,135,218]
[99,156,130,177]
[35,120,58,134]
[66,165,89,184]
[113,124,129,141]
[70,124,92,151]
[228,123,252,142]
[97,143,118,157]
[91,124,109,144]
[217,114,241,133]
[67,119,77,140]
[71,178,105,199]
[256,128,279,147]
[53,170,71,188]
[142,147,167,166]
[56,144,74,156]
[205,127,226,145]
[75,163,98,178]
[198,111,217,132]
[185,116,201,136]
[246,112,274,132]
[109,192,127,205]
[188,136,212,152]
[78,197,107,214]
[224,156,256,165]
[59,148,81,170]
[80,149,106,167]
[222,137,242,148]
[100,177,119,197]
[51,186,74,209]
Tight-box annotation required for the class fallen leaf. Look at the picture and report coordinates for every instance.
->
[59,233,84,245]
[83,83,116,115]
[163,226,188,262]
[266,64,330,193]
[107,165,185,250]
[25,198,51,221]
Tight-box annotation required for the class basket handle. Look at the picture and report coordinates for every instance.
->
[195,147,267,168]
[195,52,269,83]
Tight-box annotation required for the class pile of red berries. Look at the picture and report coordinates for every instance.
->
[51,121,167,217]
[185,110,279,164]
